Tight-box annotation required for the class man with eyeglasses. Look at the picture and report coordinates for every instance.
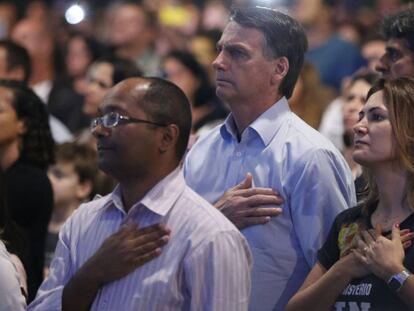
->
[29,77,252,311]
[184,7,356,311]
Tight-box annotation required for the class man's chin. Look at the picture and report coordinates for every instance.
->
[215,86,233,101]
[98,159,115,176]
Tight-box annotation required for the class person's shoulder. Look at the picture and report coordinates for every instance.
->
[335,205,363,224]
[175,185,239,233]
[192,123,223,149]
[7,161,51,192]
[185,123,224,167]
[322,35,361,53]
[0,242,26,308]
[8,161,47,179]
[171,186,248,256]
[77,194,112,214]
[66,194,113,225]
[284,114,342,156]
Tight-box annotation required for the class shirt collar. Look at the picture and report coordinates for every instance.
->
[220,97,291,146]
[220,113,239,140]
[106,167,186,216]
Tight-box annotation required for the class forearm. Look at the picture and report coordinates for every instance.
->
[398,276,414,310]
[62,262,102,311]
[286,263,352,311]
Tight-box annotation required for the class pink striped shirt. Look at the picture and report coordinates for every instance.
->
[29,168,252,310]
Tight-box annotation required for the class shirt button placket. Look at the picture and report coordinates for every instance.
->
[227,146,244,185]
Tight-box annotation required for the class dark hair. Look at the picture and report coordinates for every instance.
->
[0,40,31,84]
[66,31,104,62]
[381,6,414,53]
[64,31,105,78]
[95,55,143,85]
[350,69,380,87]
[165,50,215,107]
[0,168,24,258]
[0,80,54,169]
[55,142,99,199]
[140,78,192,160]
[196,29,222,45]
[229,6,308,98]
[55,142,98,183]
[323,0,338,7]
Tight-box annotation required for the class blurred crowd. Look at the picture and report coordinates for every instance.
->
[0,0,413,308]
[0,0,410,140]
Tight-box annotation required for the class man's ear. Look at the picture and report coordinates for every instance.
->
[271,56,289,85]
[159,124,179,154]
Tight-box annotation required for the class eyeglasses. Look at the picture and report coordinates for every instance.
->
[255,6,278,12]
[90,111,166,130]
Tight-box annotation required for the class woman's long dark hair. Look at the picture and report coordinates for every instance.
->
[0,80,55,169]
[0,168,24,258]
[164,50,216,108]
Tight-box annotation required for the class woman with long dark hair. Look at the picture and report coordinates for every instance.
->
[0,80,54,301]
[162,50,228,135]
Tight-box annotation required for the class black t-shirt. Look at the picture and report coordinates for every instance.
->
[6,160,53,301]
[318,205,414,311]
[44,231,59,268]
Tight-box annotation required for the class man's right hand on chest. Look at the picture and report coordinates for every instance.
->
[214,173,283,229]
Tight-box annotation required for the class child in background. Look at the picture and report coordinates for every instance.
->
[44,142,98,277]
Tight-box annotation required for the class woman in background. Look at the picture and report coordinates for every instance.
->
[341,71,379,195]
[0,80,54,301]
[162,50,228,135]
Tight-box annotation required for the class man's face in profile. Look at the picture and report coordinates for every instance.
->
[376,38,414,78]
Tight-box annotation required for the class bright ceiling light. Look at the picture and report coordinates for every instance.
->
[65,4,85,25]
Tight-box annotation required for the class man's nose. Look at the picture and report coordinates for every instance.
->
[375,53,389,75]
[212,51,226,71]
[91,123,110,138]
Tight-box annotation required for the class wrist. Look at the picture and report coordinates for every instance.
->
[331,261,355,282]
[387,269,412,293]
[79,259,106,288]
[383,264,406,281]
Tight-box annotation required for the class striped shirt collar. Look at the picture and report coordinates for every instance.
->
[220,96,291,147]
[105,166,186,217]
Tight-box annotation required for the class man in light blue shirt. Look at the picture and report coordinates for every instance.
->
[184,7,356,311]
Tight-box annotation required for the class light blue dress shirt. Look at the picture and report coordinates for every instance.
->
[184,97,356,311]
[29,168,252,311]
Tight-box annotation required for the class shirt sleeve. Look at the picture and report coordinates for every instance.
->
[289,148,356,267]
[317,216,341,270]
[27,218,75,311]
[183,230,252,311]
[0,249,26,311]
